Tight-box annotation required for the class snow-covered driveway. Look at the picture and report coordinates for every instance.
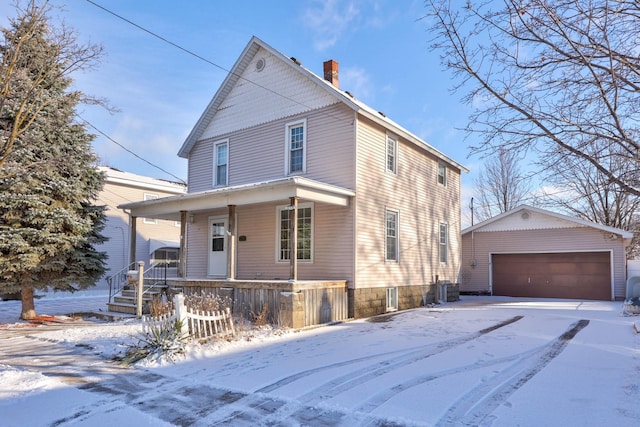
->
[1,297,639,426]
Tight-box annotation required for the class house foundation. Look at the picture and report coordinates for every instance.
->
[349,283,460,319]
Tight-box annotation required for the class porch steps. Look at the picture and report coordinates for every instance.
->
[107,285,167,315]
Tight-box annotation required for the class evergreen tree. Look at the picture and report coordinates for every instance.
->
[0,1,108,320]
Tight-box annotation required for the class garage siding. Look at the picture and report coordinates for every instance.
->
[460,227,627,300]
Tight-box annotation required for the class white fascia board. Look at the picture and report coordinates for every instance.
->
[119,177,354,218]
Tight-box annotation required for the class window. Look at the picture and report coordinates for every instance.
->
[386,287,398,311]
[151,248,179,268]
[214,140,228,186]
[143,193,158,224]
[385,209,399,261]
[277,203,313,262]
[386,134,397,174]
[286,119,306,174]
[439,223,448,264]
[437,162,447,186]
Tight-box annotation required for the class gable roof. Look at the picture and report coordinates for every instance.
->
[177,36,468,173]
[463,204,634,240]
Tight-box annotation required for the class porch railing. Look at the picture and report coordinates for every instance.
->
[107,261,176,303]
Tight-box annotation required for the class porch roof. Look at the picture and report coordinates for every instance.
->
[118,176,355,220]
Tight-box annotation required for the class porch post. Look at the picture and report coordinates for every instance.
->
[129,215,137,267]
[289,196,298,281]
[227,205,236,280]
[179,210,187,278]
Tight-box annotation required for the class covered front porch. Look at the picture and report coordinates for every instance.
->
[118,177,355,327]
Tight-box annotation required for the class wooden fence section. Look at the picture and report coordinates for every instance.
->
[142,294,235,341]
[187,307,235,339]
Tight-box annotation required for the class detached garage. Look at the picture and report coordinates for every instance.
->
[461,205,633,301]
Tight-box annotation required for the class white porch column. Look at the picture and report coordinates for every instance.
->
[227,205,236,280]
[289,196,298,281]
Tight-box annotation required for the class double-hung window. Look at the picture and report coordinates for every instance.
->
[277,203,313,262]
[386,134,397,174]
[385,209,399,262]
[437,162,447,186]
[143,193,158,224]
[439,223,448,264]
[286,119,306,175]
[214,140,228,187]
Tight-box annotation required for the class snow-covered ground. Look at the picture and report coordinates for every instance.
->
[1,295,639,426]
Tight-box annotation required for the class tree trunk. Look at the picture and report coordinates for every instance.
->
[20,284,36,320]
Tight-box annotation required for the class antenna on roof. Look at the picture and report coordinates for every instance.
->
[290,57,301,65]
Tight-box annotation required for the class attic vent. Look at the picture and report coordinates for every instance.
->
[255,58,266,72]
[521,211,530,220]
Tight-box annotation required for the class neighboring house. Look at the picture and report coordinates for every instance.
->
[96,166,186,292]
[119,36,467,326]
[460,205,633,301]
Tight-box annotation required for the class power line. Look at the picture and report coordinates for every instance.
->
[77,114,186,185]
[84,0,323,114]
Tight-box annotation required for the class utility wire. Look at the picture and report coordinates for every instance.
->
[77,113,187,185]
[84,0,321,114]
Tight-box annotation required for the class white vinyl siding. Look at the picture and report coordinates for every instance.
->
[187,104,355,193]
[277,203,313,262]
[355,116,462,289]
[213,139,228,187]
[143,193,158,224]
[285,119,307,175]
[385,209,399,262]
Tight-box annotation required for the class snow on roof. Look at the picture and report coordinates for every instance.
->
[100,166,186,194]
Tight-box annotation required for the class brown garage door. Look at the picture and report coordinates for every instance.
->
[492,252,611,300]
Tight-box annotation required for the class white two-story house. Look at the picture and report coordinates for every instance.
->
[120,36,467,326]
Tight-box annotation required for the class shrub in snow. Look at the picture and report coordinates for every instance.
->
[120,319,188,365]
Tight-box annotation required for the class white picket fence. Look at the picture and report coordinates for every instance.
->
[142,294,235,340]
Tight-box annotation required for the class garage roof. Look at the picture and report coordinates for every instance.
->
[463,204,634,241]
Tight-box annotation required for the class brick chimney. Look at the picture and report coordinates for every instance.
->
[323,59,339,88]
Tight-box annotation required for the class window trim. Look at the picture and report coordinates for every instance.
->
[284,118,307,175]
[143,193,158,224]
[275,202,314,263]
[386,287,398,312]
[439,222,449,264]
[213,139,229,187]
[385,208,399,262]
[386,133,398,174]
[437,161,447,186]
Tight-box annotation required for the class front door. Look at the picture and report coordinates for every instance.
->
[208,216,228,277]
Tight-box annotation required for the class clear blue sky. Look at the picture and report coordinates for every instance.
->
[1,0,484,223]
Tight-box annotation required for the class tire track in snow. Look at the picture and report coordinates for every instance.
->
[297,316,524,406]
[435,319,590,426]
[248,316,523,425]
[257,315,522,395]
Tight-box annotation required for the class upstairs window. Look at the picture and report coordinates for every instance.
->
[286,119,306,174]
[386,134,397,174]
[143,193,158,224]
[439,222,448,264]
[214,140,228,186]
[437,162,447,186]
